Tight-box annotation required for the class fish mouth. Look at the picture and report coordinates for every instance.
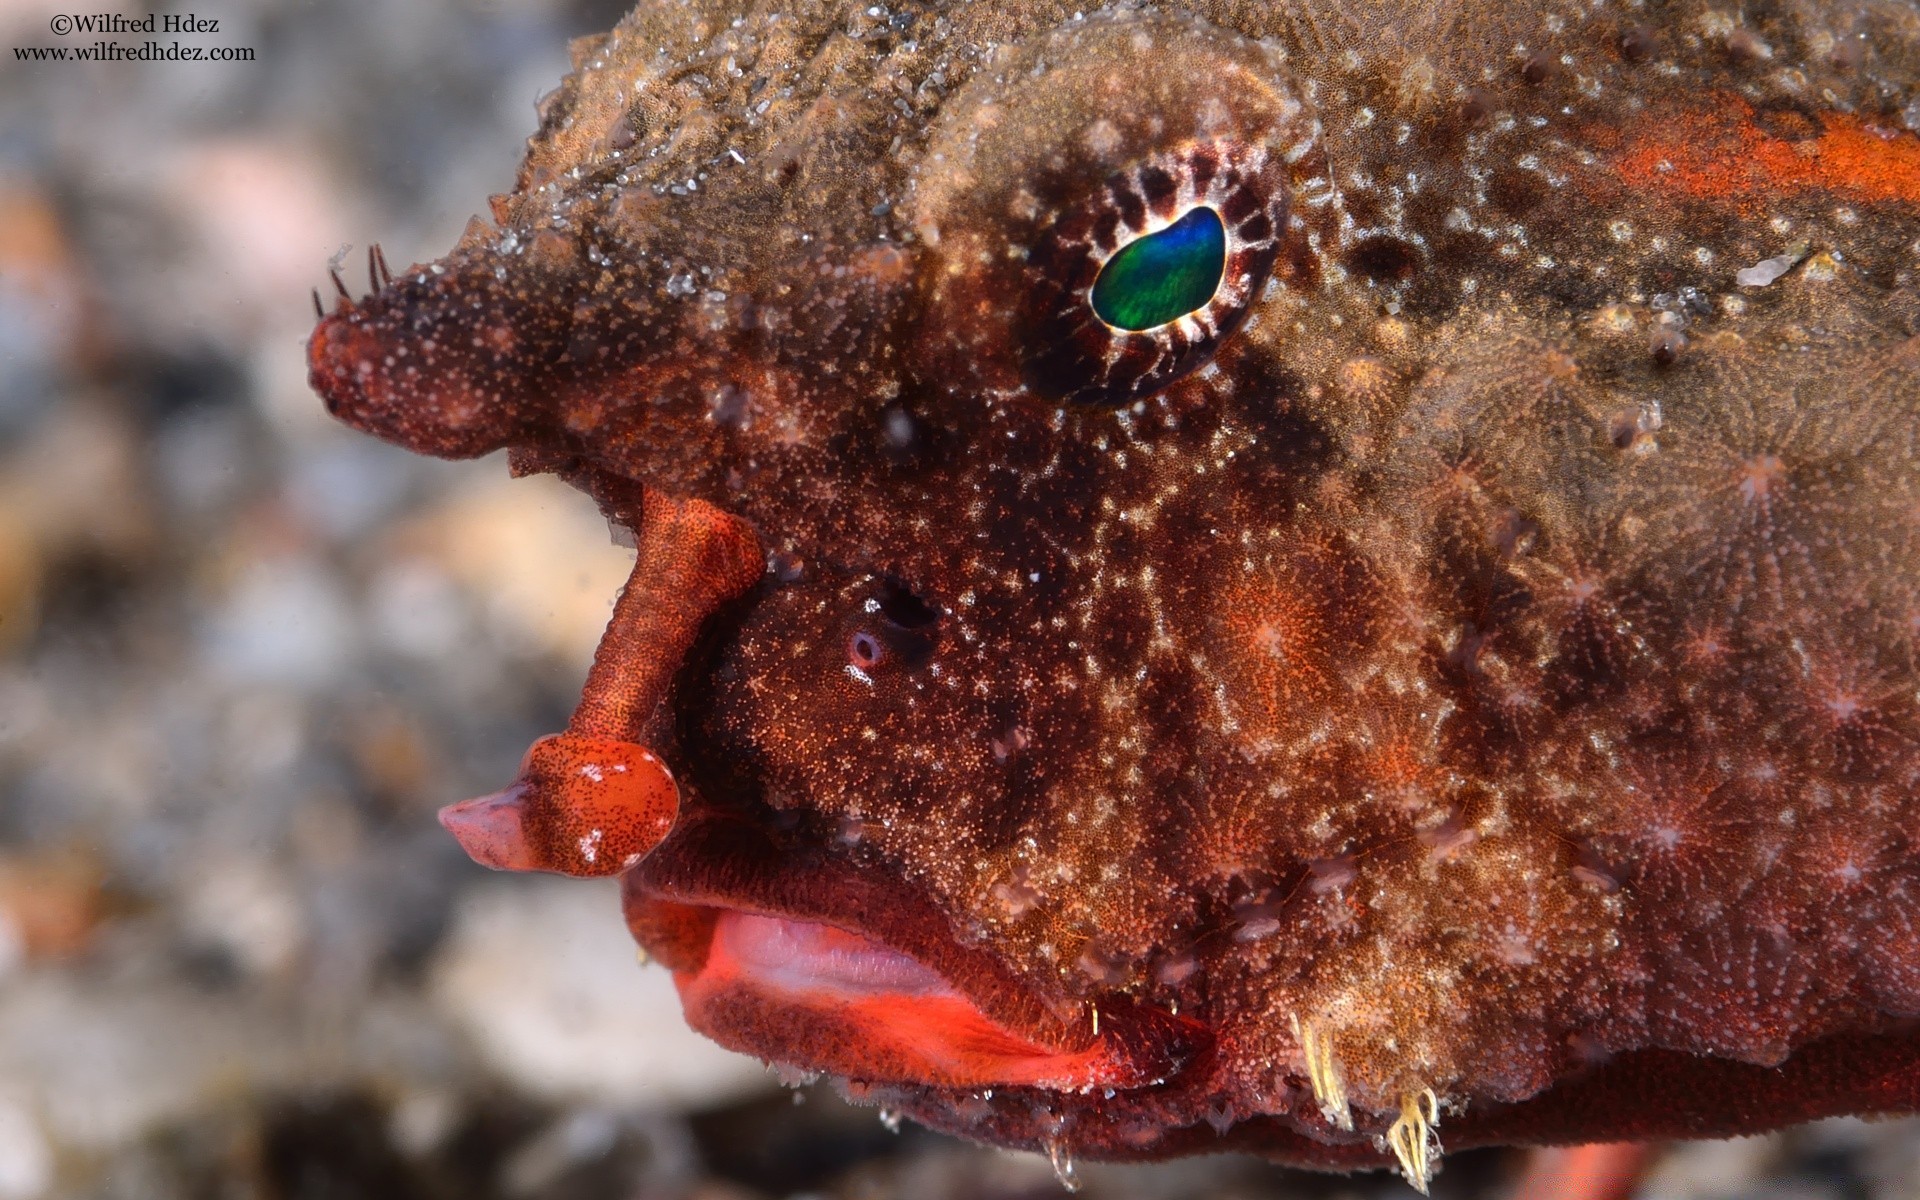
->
[685,911,1138,1090]
[620,809,1211,1094]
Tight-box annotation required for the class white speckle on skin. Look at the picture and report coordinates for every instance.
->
[1736,252,1798,288]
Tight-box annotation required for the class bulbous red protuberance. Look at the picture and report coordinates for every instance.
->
[440,734,678,874]
[441,489,764,877]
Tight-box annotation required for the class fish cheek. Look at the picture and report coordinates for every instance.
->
[687,576,996,837]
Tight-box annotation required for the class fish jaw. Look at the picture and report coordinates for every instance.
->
[619,812,1214,1104]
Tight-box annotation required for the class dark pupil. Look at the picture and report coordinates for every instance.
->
[1090,206,1226,331]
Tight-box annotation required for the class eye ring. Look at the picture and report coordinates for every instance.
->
[1021,139,1288,407]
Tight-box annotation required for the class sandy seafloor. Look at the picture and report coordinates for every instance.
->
[0,0,1918,1196]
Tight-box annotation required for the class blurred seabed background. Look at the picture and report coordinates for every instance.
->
[2,0,1920,1196]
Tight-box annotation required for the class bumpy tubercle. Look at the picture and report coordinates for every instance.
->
[440,486,764,876]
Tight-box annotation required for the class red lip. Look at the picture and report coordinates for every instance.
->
[620,811,1210,1093]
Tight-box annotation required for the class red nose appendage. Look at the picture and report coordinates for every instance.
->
[439,487,764,876]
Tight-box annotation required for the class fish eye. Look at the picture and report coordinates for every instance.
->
[1019,141,1289,407]
[1090,205,1227,331]
[906,13,1312,414]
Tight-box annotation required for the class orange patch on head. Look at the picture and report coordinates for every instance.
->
[1215,576,1338,743]
[1736,453,1788,506]
[1358,715,1447,814]
[1211,536,1382,747]
[1612,98,1920,209]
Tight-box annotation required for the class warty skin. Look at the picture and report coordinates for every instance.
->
[310,0,1920,1184]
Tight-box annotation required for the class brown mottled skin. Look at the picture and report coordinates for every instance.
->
[309,0,1920,1182]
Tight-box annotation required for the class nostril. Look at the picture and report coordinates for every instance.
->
[876,576,942,629]
[849,579,942,675]
[849,630,886,671]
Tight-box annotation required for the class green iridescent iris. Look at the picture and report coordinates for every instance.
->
[1090,206,1227,331]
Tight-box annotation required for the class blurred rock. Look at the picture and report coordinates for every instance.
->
[281,434,417,544]
[155,138,364,346]
[0,183,90,436]
[149,406,258,524]
[429,877,772,1110]
[177,853,305,981]
[0,400,154,599]
[365,555,472,663]
[394,472,636,666]
[338,702,439,808]
[0,509,38,659]
[0,851,106,970]
[201,547,357,687]
[0,972,302,1152]
[0,1090,52,1200]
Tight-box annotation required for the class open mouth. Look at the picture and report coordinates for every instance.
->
[622,812,1211,1095]
[685,909,1161,1089]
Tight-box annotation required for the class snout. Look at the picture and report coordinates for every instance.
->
[306,250,588,459]
[308,307,518,458]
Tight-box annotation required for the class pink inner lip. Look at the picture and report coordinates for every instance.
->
[626,821,1211,1094]
[674,906,1166,1091]
[710,910,957,997]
